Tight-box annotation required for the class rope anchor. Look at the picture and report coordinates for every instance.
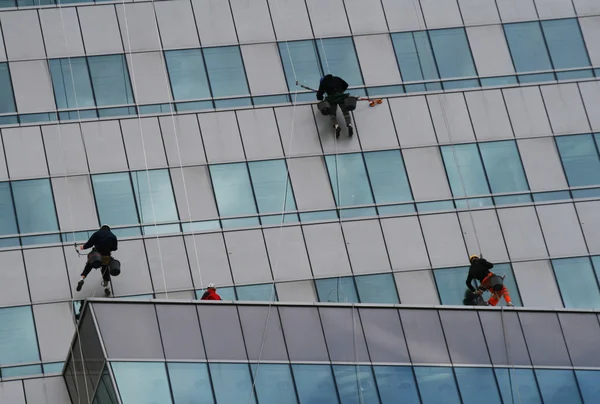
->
[295,81,383,107]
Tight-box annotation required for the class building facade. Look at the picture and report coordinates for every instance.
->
[0,0,599,402]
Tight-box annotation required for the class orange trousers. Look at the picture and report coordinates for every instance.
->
[480,273,512,306]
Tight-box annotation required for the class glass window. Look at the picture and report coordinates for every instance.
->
[209,363,256,404]
[333,365,380,404]
[355,274,399,304]
[167,362,214,404]
[455,368,502,404]
[48,58,95,109]
[325,154,373,207]
[363,150,413,204]
[541,19,590,70]
[495,368,542,404]
[112,362,173,404]
[210,163,257,218]
[131,170,178,224]
[92,173,139,226]
[414,366,461,404]
[236,283,276,302]
[165,49,211,101]
[535,369,583,404]
[552,257,600,309]
[556,135,600,187]
[489,264,522,307]
[0,306,40,365]
[479,141,529,194]
[11,179,59,234]
[316,37,363,87]
[441,144,490,197]
[391,31,438,82]
[504,22,553,72]
[203,46,249,98]
[0,63,16,114]
[593,256,600,284]
[0,182,18,236]
[316,277,358,303]
[575,370,600,404]
[248,160,296,214]
[373,366,420,404]
[279,40,322,91]
[434,267,469,305]
[88,55,134,107]
[251,364,298,404]
[429,28,477,79]
[292,364,339,404]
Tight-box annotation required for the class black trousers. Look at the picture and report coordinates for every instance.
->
[81,262,111,282]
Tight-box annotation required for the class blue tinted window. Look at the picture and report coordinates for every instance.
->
[131,170,178,224]
[248,160,296,214]
[556,135,600,187]
[455,368,501,404]
[292,364,339,404]
[552,257,600,308]
[434,267,469,305]
[251,364,298,404]
[333,365,380,404]
[209,363,256,404]
[0,306,40,365]
[2,364,42,378]
[355,274,399,304]
[165,49,211,101]
[94,367,119,404]
[210,163,257,217]
[414,366,461,404]
[490,264,522,307]
[112,362,173,404]
[479,141,529,194]
[541,19,590,69]
[92,173,139,226]
[495,368,542,404]
[593,256,600,284]
[0,182,18,236]
[373,366,420,404]
[88,55,134,106]
[236,284,276,302]
[317,38,363,86]
[575,370,600,404]
[48,58,95,109]
[203,47,249,98]
[167,362,214,404]
[325,154,373,207]
[429,28,477,78]
[535,369,582,404]
[391,31,438,82]
[505,22,553,72]
[12,179,59,234]
[316,277,358,303]
[441,144,490,197]
[0,63,16,113]
[279,40,322,91]
[363,150,413,203]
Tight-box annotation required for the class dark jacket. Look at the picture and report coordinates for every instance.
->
[83,228,118,256]
[466,258,494,292]
[201,290,222,301]
[317,75,349,101]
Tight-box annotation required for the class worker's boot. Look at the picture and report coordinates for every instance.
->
[76,279,84,292]
[347,124,354,137]
[334,124,341,138]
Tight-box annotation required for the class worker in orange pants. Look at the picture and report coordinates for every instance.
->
[476,272,514,307]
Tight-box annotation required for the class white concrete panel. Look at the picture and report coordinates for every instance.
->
[534,0,575,19]
[184,233,233,288]
[381,216,431,271]
[110,240,154,296]
[225,230,273,284]
[354,35,401,86]
[576,201,600,254]
[51,176,99,232]
[403,147,453,201]
[277,280,318,302]
[303,222,352,277]
[496,0,539,22]
[120,117,168,170]
[420,0,463,29]
[268,0,313,40]
[458,210,509,263]
[82,121,129,173]
[517,138,568,191]
[192,0,238,46]
[155,0,200,49]
[344,0,388,34]
[78,5,124,55]
[39,8,85,58]
[352,99,399,151]
[170,166,219,221]
[381,0,425,32]
[305,0,351,37]
[116,3,161,52]
[23,247,71,303]
[2,127,48,179]
[263,226,312,281]
[467,25,516,76]
[420,213,467,268]
[498,207,548,261]
[579,81,600,131]
[541,84,590,135]
[0,11,45,60]
[457,0,501,25]
[159,114,206,166]
[126,52,172,104]
[537,204,588,257]
[342,220,391,275]
[313,104,362,153]
[9,61,56,113]
[241,43,287,95]
[42,124,88,176]
[574,0,600,15]
[390,96,438,147]
[503,87,553,138]
[198,111,245,163]
[427,93,475,144]
[236,109,284,160]
[145,236,193,292]
[395,271,440,305]
[0,381,25,404]
[513,261,563,308]
[288,157,336,211]
[275,105,323,156]
[33,303,74,362]
[0,251,30,306]
[229,0,275,42]
[24,377,70,404]
[466,90,514,141]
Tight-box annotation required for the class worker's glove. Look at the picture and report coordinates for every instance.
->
[317,96,323,101]
[507,302,514,307]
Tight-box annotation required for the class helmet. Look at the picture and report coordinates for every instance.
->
[207,283,216,289]
[469,255,479,262]
[100,224,111,230]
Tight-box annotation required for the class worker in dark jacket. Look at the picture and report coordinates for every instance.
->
[317,74,354,138]
[76,225,118,292]
[466,255,513,306]
[200,284,222,301]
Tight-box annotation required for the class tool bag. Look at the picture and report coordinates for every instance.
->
[87,251,102,269]
[489,275,504,292]
[343,96,358,111]
[109,259,121,277]
[317,100,332,116]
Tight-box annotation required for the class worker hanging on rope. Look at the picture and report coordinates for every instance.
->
[76,225,120,296]
[200,283,222,301]
[465,254,514,307]
[316,74,354,138]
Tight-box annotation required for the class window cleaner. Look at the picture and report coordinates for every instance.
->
[200,284,222,301]
[75,225,120,296]
[465,254,514,307]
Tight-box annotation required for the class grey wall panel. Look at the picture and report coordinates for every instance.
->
[23,247,70,304]
[352,100,399,151]
[9,61,56,113]
[303,223,352,277]
[279,306,329,361]
[513,261,563,308]
[381,216,430,271]
[82,121,129,173]
[503,87,552,138]
[496,0,538,22]
[559,313,600,367]
[156,304,205,360]
[479,311,531,366]
[381,0,425,32]
[2,127,48,179]
[458,210,509,263]
[574,0,600,15]
[240,44,287,96]
[229,0,276,42]
[236,109,284,160]
[467,25,515,76]
[263,226,313,282]
[420,213,467,268]
[0,250,30,306]
[116,3,161,52]
[0,381,25,404]
[344,0,388,34]
[519,312,572,366]
[238,306,288,361]
[578,80,600,131]
[359,308,410,363]
[78,5,124,55]
[225,230,273,284]
[288,157,335,211]
[541,84,590,135]
[40,7,85,57]
[313,104,362,154]
[390,96,438,147]
[145,236,193,293]
[267,0,313,40]
[159,114,207,166]
[534,0,575,19]
[170,166,219,221]
[579,16,600,66]
[192,0,238,46]
[400,309,451,364]
[305,0,351,37]
[184,233,234,288]
[42,124,89,176]
[198,111,246,163]
[342,220,391,275]
[126,52,172,105]
[24,377,70,404]
[457,0,501,25]
[0,25,5,61]
[420,0,463,29]
[33,303,74,363]
[440,310,491,365]
[576,201,600,254]
[354,35,401,86]
[275,105,323,156]
[154,0,200,49]
[108,240,153,296]
[120,117,168,170]
[403,147,453,201]
[466,90,514,141]
[536,204,588,257]
[276,280,317,302]
[51,176,99,232]
[428,93,475,144]
[0,11,45,60]
[517,138,568,191]
[319,307,370,362]
[497,207,548,261]
[395,271,440,304]
[0,133,7,181]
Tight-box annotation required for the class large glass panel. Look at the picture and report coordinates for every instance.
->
[210,163,257,217]
[316,37,363,86]
[535,369,583,404]
[455,368,501,404]
[593,256,600,284]
[575,370,600,404]
[373,366,420,404]
[11,179,59,234]
[391,32,439,82]
[429,28,477,79]
[479,141,529,194]
[495,368,542,404]
[131,170,178,223]
[504,22,553,72]
[316,277,358,303]
[292,364,339,404]
[556,135,600,187]
[552,257,600,309]
[0,306,40,365]
[49,58,95,109]
[279,40,322,91]
[333,365,380,404]
[434,267,469,305]
[248,160,296,214]
[236,283,276,301]
[441,144,489,197]
[93,366,119,404]
[414,366,461,404]
[0,63,16,114]
[88,55,134,106]
[112,362,173,404]
[0,182,18,236]
[165,49,211,101]
[167,362,214,404]
[541,19,591,70]
[92,173,139,226]
[209,363,256,404]
[325,154,374,207]
[203,46,249,98]
[355,273,399,304]
[363,150,412,204]
[251,364,298,404]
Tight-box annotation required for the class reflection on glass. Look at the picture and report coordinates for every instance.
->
[0,63,16,114]
[428,28,476,79]
[210,163,257,217]
[112,362,173,404]
[333,365,380,404]
[131,170,179,223]
[364,150,412,204]
[414,366,461,404]
[325,153,374,207]
[2,364,42,378]
[209,363,256,404]
[434,267,470,305]
[541,19,590,70]
[248,160,296,214]
[203,47,249,98]
[252,364,298,404]
[552,257,600,309]
[441,144,489,197]
[479,141,529,194]
[504,22,553,72]
[93,366,119,404]
[165,49,211,101]
[92,173,139,226]
[167,362,214,404]
[279,40,322,91]
[355,274,399,304]
[392,31,438,82]
[455,368,502,404]
[49,58,96,109]
[0,306,40,365]
[575,370,600,404]
[495,368,542,404]
[88,55,134,106]
[535,369,582,404]
[236,284,276,302]
[373,366,420,404]
[556,135,600,187]
[317,37,364,87]
[316,277,359,303]
[11,179,59,234]
[292,364,340,404]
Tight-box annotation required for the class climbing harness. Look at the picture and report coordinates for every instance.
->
[297,82,383,108]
